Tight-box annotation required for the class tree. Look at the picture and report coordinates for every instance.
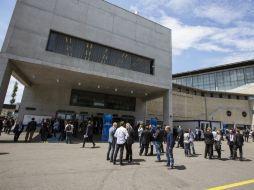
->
[10,81,18,105]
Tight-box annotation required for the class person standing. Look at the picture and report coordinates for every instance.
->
[176,126,184,148]
[165,126,175,169]
[125,123,135,163]
[149,125,155,156]
[204,128,214,159]
[0,118,3,136]
[153,125,164,162]
[53,119,59,138]
[139,125,151,156]
[65,121,74,144]
[25,118,37,142]
[82,121,96,148]
[189,129,196,155]
[252,131,254,142]
[107,122,117,162]
[13,121,24,142]
[138,124,144,148]
[244,130,249,142]
[226,130,235,159]
[214,129,222,160]
[234,129,244,161]
[40,122,49,143]
[113,121,128,165]
[184,129,190,157]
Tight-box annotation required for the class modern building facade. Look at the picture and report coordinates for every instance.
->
[0,0,172,125]
[147,83,254,130]
[173,60,254,92]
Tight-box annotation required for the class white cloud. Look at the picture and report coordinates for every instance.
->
[194,4,245,25]
[167,0,197,12]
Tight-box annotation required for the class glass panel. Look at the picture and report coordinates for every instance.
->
[70,90,136,111]
[47,31,154,75]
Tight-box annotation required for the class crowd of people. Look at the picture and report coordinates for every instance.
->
[106,121,176,168]
[1,116,253,167]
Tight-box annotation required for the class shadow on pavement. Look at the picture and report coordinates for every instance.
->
[0,152,10,155]
[174,165,186,170]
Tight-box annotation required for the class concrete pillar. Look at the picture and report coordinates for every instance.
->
[0,57,11,111]
[163,89,173,126]
[136,98,147,123]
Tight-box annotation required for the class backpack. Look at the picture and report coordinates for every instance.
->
[66,124,71,131]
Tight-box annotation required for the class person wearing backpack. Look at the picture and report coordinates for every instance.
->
[25,118,37,142]
[65,121,74,144]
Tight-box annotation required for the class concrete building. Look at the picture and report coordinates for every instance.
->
[147,84,253,130]
[0,0,172,125]
[171,60,254,130]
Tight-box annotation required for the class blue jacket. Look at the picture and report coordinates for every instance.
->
[108,127,116,143]
[167,132,175,148]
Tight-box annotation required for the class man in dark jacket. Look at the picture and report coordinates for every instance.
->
[25,118,37,142]
[154,125,164,161]
[125,123,135,163]
[234,129,244,161]
[204,127,214,159]
[82,121,95,148]
[226,129,235,159]
[165,126,175,169]
[13,121,24,142]
[176,126,184,148]
[139,125,151,156]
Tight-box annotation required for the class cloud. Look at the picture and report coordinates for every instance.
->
[167,0,197,12]
[194,4,246,25]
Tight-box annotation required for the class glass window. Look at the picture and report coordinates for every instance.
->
[70,90,136,111]
[47,31,154,75]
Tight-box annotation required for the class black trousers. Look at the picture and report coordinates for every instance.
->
[125,143,133,161]
[204,144,213,159]
[234,145,243,159]
[215,145,221,159]
[245,136,249,142]
[229,144,234,158]
[14,132,22,142]
[113,144,125,164]
[140,144,149,156]
[83,136,95,147]
[160,143,164,153]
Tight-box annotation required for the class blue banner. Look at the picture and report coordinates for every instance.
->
[150,117,157,129]
[101,114,113,141]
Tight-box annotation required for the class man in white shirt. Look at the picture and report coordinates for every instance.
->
[113,121,129,165]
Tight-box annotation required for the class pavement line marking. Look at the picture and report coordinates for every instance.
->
[207,179,254,190]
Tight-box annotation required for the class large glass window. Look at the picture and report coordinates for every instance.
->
[47,31,154,75]
[70,90,136,111]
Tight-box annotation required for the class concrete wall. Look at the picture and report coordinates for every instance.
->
[147,91,253,126]
[2,0,171,89]
[18,84,147,122]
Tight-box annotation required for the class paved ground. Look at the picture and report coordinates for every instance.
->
[0,133,254,190]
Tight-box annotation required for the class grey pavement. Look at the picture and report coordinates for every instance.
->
[0,133,254,190]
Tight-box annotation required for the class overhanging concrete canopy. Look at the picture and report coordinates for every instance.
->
[11,60,168,99]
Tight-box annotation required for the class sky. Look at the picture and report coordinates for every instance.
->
[1,0,254,103]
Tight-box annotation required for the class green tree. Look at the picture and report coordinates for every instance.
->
[10,81,18,105]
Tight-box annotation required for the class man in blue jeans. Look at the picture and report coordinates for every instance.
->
[153,125,164,162]
[165,126,175,169]
[107,122,117,162]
